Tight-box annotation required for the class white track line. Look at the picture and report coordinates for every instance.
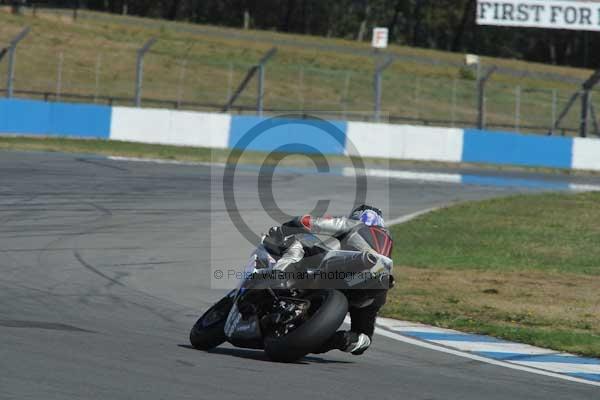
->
[429,340,556,355]
[379,214,600,387]
[569,183,600,191]
[386,207,441,226]
[372,325,600,387]
[513,361,600,375]
[109,157,600,193]
[108,156,225,167]
[342,167,462,184]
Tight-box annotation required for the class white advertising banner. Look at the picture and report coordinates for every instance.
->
[477,0,600,31]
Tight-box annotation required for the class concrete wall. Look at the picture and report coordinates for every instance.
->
[462,129,573,169]
[346,122,463,162]
[1,98,600,171]
[572,137,600,171]
[0,98,111,138]
[110,106,230,149]
[228,116,347,155]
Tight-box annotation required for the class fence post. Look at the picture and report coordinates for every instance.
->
[342,70,351,119]
[414,77,421,120]
[451,78,457,127]
[550,89,557,135]
[257,48,278,116]
[5,27,30,98]
[56,52,64,101]
[579,68,600,137]
[373,56,394,122]
[223,47,276,114]
[589,93,599,136]
[257,64,265,116]
[134,37,157,107]
[177,59,187,108]
[550,91,580,135]
[551,68,600,136]
[94,53,101,103]
[298,66,305,113]
[226,62,233,104]
[580,89,590,138]
[514,85,521,133]
[476,66,497,130]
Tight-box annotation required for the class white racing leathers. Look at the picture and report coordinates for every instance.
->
[274,215,394,354]
[275,215,393,306]
[275,215,392,269]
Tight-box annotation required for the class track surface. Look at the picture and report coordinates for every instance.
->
[1,151,596,399]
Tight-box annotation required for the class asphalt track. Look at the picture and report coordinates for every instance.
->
[1,150,597,399]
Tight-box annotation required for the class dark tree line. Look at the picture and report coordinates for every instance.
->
[19,0,600,69]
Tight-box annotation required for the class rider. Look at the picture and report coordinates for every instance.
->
[266,204,393,356]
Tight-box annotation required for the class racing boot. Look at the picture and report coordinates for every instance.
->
[313,331,371,355]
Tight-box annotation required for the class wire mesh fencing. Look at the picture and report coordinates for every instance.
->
[1,41,596,136]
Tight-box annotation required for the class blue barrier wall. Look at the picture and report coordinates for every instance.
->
[228,116,347,155]
[0,99,111,139]
[2,98,595,171]
[462,129,574,169]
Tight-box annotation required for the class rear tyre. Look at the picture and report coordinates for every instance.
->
[264,289,348,363]
[189,296,232,351]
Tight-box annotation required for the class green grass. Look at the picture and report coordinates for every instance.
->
[0,136,215,161]
[3,136,600,178]
[391,193,600,274]
[385,297,600,357]
[0,136,363,167]
[384,193,600,357]
[0,7,594,133]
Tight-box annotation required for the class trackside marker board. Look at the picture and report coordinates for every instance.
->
[372,28,388,49]
[477,0,600,32]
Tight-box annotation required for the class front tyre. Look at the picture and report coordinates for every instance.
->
[189,296,232,350]
[264,289,348,362]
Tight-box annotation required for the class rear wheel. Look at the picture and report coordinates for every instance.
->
[264,289,348,362]
[189,296,232,350]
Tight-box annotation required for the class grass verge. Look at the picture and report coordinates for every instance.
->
[1,136,599,177]
[385,192,600,357]
[0,136,215,161]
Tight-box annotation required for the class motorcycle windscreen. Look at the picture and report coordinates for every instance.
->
[237,244,277,290]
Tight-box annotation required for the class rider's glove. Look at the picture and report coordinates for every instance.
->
[281,217,310,236]
[267,226,284,244]
[267,226,296,247]
[264,226,295,256]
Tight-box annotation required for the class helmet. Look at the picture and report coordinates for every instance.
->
[349,204,385,227]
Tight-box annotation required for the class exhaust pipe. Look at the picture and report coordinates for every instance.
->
[320,251,378,273]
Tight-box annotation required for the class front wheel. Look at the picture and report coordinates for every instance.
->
[189,296,232,350]
[264,289,348,362]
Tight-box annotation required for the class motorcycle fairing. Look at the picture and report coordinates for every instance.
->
[224,300,264,349]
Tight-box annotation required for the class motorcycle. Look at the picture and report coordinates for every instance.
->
[189,233,393,362]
